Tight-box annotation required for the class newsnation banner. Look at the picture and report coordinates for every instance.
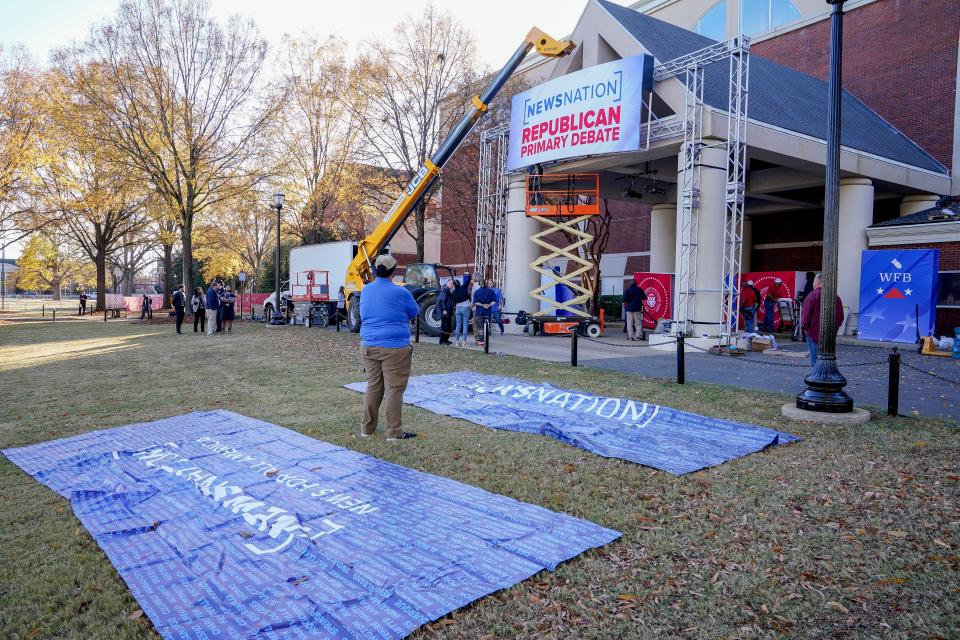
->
[507,55,654,171]
[858,249,939,343]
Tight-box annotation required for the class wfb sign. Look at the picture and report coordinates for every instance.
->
[858,249,939,343]
[346,372,798,475]
[507,55,653,170]
[3,410,619,640]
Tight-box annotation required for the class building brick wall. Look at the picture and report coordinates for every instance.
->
[753,0,960,171]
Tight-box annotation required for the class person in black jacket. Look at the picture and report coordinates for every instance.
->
[437,272,473,345]
[623,281,648,341]
[172,284,186,334]
[191,287,205,333]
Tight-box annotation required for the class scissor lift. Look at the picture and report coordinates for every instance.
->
[524,173,603,338]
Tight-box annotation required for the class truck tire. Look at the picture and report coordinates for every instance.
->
[346,294,362,333]
[417,294,442,337]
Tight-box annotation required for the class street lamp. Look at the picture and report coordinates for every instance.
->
[269,191,285,326]
[797,0,852,413]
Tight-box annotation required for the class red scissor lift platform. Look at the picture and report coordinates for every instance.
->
[290,270,334,326]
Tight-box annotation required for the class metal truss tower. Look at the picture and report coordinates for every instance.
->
[654,36,750,342]
[475,124,509,283]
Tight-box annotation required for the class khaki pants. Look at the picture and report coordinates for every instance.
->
[626,311,643,339]
[360,344,413,438]
[205,310,218,335]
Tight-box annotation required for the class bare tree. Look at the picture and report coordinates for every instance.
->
[351,4,479,261]
[271,35,366,245]
[56,0,279,293]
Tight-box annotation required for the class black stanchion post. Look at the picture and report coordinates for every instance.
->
[42,304,45,317]
[887,347,900,417]
[571,329,578,367]
[484,320,490,354]
[104,309,107,322]
[52,309,55,323]
[676,335,685,385]
[415,315,420,343]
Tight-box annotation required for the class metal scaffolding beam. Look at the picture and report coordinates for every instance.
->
[475,124,509,283]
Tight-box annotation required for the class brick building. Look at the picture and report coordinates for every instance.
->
[437,0,960,337]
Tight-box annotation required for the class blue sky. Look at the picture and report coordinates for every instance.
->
[1,0,599,67]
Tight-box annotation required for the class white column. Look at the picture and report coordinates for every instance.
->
[649,203,676,274]
[899,194,939,217]
[692,143,727,337]
[741,216,753,273]
[837,177,874,332]
[503,173,539,330]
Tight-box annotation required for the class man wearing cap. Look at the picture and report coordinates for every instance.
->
[740,279,761,333]
[358,254,420,441]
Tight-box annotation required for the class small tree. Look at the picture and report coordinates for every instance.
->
[17,232,88,299]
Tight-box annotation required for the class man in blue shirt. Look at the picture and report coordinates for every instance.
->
[204,280,221,336]
[487,278,505,335]
[359,255,419,441]
[472,280,497,346]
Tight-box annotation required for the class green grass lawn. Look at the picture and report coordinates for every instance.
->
[1,319,958,639]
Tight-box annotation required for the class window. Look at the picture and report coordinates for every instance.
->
[692,0,726,41]
[403,264,438,289]
[937,272,960,308]
[740,0,801,36]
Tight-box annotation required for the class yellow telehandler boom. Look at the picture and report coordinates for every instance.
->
[343,27,575,332]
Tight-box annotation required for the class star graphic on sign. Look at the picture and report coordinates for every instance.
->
[904,288,912,296]
[876,287,884,295]
[863,309,885,324]
[896,314,917,333]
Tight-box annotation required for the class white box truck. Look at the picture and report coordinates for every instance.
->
[262,241,358,324]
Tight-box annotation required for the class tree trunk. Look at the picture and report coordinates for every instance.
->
[95,252,107,311]
[180,223,193,293]
[51,276,62,300]
[162,243,173,308]
[414,200,426,263]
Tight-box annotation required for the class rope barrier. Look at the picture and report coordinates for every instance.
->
[900,360,960,387]
[577,334,676,348]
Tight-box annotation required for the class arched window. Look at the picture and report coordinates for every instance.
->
[692,0,727,41]
[740,0,802,36]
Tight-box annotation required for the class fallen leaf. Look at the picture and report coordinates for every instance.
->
[238,531,254,539]
[826,601,849,614]
[127,609,144,620]
[703,530,716,539]
[885,530,908,538]
[265,469,278,477]
[618,593,638,601]
[933,538,951,549]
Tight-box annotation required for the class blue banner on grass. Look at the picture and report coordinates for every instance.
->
[345,372,798,474]
[3,410,619,640]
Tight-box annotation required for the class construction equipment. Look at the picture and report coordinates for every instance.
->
[343,28,576,332]
[525,173,604,338]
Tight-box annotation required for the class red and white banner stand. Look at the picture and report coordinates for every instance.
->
[633,272,673,330]
[740,271,801,330]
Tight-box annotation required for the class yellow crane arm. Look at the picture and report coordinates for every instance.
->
[345,27,575,295]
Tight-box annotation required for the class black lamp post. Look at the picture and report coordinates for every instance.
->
[269,191,285,326]
[797,0,852,413]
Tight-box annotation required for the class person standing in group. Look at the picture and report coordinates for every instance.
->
[78,291,88,316]
[794,271,817,341]
[192,287,205,333]
[436,280,455,345]
[472,279,496,346]
[800,273,844,367]
[453,280,473,347]
[172,284,186,334]
[336,286,347,327]
[140,293,153,320]
[488,279,505,335]
[221,284,236,332]
[215,280,225,332]
[740,279,761,333]
[358,255,419,441]
[623,279,647,341]
[204,280,221,336]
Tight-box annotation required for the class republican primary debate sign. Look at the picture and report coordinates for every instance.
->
[507,55,654,171]
[858,249,939,343]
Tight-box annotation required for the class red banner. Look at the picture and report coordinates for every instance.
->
[633,272,672,329]
[740,271,798,329]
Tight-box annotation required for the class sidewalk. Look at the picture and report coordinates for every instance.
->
[410,328,960,422]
